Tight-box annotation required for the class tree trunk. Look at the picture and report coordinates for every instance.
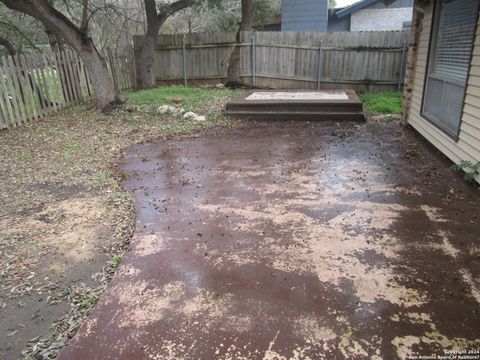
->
[226,0,254,87]
[136,21,160,89]
[1,0,120,111]
[80,38,120,112]
[136,0,194,89]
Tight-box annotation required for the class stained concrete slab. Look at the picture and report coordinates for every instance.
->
[246,92,350,101]
[60,121,480,359]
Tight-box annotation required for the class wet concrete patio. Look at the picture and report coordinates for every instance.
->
[60,120,480,359]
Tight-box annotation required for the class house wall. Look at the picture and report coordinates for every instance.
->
[281,0,328,31]
[367,0,413,9]
[407,1,480,183]
[351,7,413,31]
[328,13,351,32]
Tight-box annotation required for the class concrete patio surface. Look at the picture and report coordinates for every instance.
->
[60,120,480,359]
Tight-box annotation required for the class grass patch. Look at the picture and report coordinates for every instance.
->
[0,85,238,360]
[126,85,235,110]
[64,143,82,153]
[360,91,403,115]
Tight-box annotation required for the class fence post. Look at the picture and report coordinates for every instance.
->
[182,34,187,87]
[316,40,323,90]
[398,40,407,91]
[251,32,256,86]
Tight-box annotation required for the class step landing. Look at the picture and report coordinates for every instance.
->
[225,89,364,121]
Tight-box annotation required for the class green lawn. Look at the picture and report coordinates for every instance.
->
[359,91,403,115]
[126,86,237,110]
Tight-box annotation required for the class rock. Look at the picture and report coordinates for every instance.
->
[183,111,206,122]
[125,105,138,112]
[174,107,186,115]
[183,111,198,120]
[156,105,175,115]
[215,83,225,89]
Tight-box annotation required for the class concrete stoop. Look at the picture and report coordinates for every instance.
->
[225,89,364,121]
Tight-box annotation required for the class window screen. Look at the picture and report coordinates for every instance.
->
[422,0,479,138]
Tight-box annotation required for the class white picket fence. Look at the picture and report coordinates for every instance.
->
[0,48,135,129]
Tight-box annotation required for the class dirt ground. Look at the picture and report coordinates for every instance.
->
[59,119,480,359]
[0,93,234,360]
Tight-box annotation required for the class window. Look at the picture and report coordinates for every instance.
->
[422,0,479,138]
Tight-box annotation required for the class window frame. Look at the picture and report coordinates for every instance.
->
[421,0,480,141]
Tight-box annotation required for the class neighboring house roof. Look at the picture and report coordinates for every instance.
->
[335,0,411,18]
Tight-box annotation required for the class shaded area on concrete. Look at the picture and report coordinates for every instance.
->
[60,121,480,359]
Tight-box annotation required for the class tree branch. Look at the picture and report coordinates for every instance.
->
[0,19,42,52]
[80,0,89,34]
[0,35,16,56]
[157,0,194,26]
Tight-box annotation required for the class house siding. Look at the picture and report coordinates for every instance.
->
[281,0,328,31]
[327,13,351,32]
[350,7,413,31]
[407,1,480,183]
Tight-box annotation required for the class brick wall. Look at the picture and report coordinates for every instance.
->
[350,7,413,31]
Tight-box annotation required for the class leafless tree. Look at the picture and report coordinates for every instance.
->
[0,0,121,111]
[136,0,194,89]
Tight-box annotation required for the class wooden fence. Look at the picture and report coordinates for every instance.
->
[0,48,135,130]
[134,30,410,92]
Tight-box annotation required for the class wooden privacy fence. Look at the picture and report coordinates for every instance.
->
[135,30,410,91]
[0,48,135,130]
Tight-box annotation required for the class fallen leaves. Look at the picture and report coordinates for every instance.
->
[0,90,237,359]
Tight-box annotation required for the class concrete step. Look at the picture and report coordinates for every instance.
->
[225,89,365,121]
[224,110,365,121]
[226,101,363,113]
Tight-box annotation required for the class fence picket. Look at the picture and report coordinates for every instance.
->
[0,75,8,128]
[38,54,56,112]
[46,52,66,110]
[57,50,74,105]
[6,55,27,124]
[19,54,39,120]
[0,56,20,125]
[0,46,128,129]
[0,61,14,128]
[28,54,47,113]
[65,50,81,102]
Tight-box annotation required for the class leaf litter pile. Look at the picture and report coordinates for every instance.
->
[0,89,237,359]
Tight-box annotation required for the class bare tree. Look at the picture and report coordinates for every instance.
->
[136,0,194,89]
[226,0,253,87]
[0,0,121,111]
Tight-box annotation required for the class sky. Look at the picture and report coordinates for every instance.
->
[335,0,359,8]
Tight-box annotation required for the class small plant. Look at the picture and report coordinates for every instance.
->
[451,160,480,182]
[64,143,82,153]
[76,293,100,311]
[17,300,26,308]
[108,254,123,269]
[106,192,130,205]
[90,171,113,187]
